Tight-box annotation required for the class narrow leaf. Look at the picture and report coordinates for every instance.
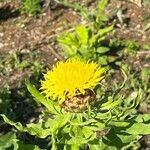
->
[25,80,61,114]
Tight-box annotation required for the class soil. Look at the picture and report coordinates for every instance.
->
[0,0,149,59]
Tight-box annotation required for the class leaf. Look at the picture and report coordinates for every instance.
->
[58,32,79,57]
[58,1,91,20]
[1,114,51,138]
[144,22,150,31]
[1,114,25,131]
[26,123,52,138]
[70,145,81,150]
[107,55,118,63]
[117,134,142,144]
[134,114,150,123]
[97,0,108,16]
[76,25,89,45]
[101,128,141,149]
[96,0,108,23]
[67,125,96,146]
[89,26,113,46]
[18,142,40,150]
[46,114,72,134]
[69,118,97,126]
[101,97,121,110]
[59,33,78,46]
[82,126,94,139]
[96,26,113,38]
[60,44,77,57]
[96,47,110,54]
[67,135,94,145]
[0,132,18,150]
[89,138,117,150]
[25,80,61,114]
[116,9,123,24]
[98,56,108,65]
[78,46,89,54]
[125,122,150,135]
[110,121,130,128]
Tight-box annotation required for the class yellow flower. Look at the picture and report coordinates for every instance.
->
[40,58,105,104]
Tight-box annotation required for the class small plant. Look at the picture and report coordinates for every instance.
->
[0,49,44,122]
[58,0,141,67]
[59,0,109,28]
[58,0,127,66]
[58,25,115,65]
[20,0,41,15]
[0,50,44,78]
[1,58,150,150]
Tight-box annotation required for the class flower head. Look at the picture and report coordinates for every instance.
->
[40,58,105,104]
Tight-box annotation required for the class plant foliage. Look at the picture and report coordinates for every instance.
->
[1,79,150,150]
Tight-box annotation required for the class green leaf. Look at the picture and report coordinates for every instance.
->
[0,132,18,150]
[135,114,150,123]
[98,56,108,65]
[25,80,61,114]
[58,1,91,20]
[97,26,113,36]
[100,128,141,149]
[1,114,51,138]
[96,0,108,21]
[110,121,130,128]
[107,55,117,63]
[69,118,97,126]
[18,142,40,150]
[101,97,121,110]
[61,44,77,56]
[97,0,108,16]
[82,126,94,139]
[26,123,52,138]
[67,135,94,146]
[125,122,150,135]
[59,33,78,46]
[1,114,25,131]
[76,25,89,45]
[95,26,113,40]
[89,26,113,47]
[96,47,110,54]
[89,138,117,150]
[52,114,74,149]
[46,114,72,134]
[78,47,89,54]
[117,134,142,144]
[58,32,79,57]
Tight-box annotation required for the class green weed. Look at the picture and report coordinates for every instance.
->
[58,25,116,65]
[58,0,140,66]
[59,0,109,28]
[20,0,41,15]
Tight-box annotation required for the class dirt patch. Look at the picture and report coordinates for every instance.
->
[107,0,150,46]
[0,2,80,62]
